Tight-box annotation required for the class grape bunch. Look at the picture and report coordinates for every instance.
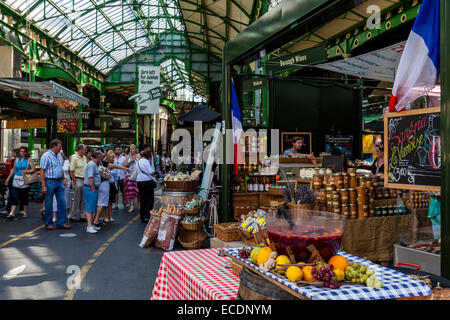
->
[238,247,250,259]
[311,264,341,289]
[345,263,382,288]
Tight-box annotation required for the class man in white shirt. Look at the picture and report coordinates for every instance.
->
[111,146,127,210]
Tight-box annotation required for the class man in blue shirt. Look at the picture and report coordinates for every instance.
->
[40,139,72,230]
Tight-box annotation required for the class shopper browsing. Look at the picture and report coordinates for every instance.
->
[4,146,35,219]
[112,146,127,210]
[83,151,102,234]
[40,139,72,230]
[69,144,87,222]
[123,144,139,212]
[136,151,156,223]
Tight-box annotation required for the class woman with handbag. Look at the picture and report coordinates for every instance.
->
[4,147,36,219]
[136,150,157,223]
[123,144,139,213]
[99,150,131,223]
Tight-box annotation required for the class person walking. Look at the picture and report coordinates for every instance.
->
[161,152,172,175]
[83,151,102,234]
[112,145,127,210]
[136,150,156,223]
[1,149,19,216]
[52,150,71,221]
[154,152,163,181]
[69,144,87,222]
[123,144,139,213]
[4,147,35,219]
[40,139,72,230]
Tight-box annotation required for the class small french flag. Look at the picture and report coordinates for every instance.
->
[389,0,440,112]
[231,79,243,175]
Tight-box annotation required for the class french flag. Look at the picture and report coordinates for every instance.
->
[389,0,440,112]
[231,79,243,175]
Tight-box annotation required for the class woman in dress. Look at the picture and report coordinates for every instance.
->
[123,144,139,212]
[4,146,35,219]
[102,150,130,222]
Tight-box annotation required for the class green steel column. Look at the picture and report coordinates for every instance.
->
[28,39,37,157]
[41,129,46,148]
[441,0,450,279]
[135,61,139,147]
[100,88,106,145]
[76,84,84,146]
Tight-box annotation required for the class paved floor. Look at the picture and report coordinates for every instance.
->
[0,187,168,300]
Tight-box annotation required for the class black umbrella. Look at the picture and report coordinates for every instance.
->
[178,103,221,123]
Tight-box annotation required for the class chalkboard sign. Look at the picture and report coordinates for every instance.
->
[322,155,344,172]
[384,107,440,191]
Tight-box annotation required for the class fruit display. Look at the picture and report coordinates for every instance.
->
[236,248,384,291]
[151,204,183,216]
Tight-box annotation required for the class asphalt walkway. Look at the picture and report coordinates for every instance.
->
[0,188,166,300]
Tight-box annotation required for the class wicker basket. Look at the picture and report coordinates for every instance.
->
[183,203,203,215]
[165,180,198,191]
[214,222,241,242]
[239,228,268,247]
[178,230,208,249]
[180,218,205,231]
[230,261,243,277]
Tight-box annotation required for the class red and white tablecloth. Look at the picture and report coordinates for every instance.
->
[151,248,240,300]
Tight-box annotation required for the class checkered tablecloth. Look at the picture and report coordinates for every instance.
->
[151,248,240,300]
[223,248,432,300]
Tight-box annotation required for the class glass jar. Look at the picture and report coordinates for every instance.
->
[340,188,349,204]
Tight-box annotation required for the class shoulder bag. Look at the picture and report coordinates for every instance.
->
[22,158,40,185]
[99,162,113,180]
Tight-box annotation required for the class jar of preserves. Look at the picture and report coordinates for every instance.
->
[347,168,356,176]
[341,204,349,218]
[349,204,357,219]
[333,206,341,215]
[331,191,340,201]
[313,174,323,189]
[340,188,349,204]
[342,173,350,188]
[349,176,358,188]
[334,173,344,189]
[369,206,375,218]
[381,206,388,217]
[383,188,390,199]
[348,188,357,203]
[358,203,369,218]
[374,207,382,217]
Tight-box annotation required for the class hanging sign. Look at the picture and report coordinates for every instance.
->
[129,65,161,114]
[384,107,440,191]
[242,77,268,92]
[266,44,328,74]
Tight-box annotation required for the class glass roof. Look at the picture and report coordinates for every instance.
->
[6,0,185,73]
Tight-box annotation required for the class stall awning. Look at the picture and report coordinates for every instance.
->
[0,79,89,107]
[178,103,221,123]
[315,41,406,82]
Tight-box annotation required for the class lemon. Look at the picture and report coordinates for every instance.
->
[333,269,345,281]
[286,266,303,282]
[250,247,263,264]
[275,255,291,274]
[256,247,273,266]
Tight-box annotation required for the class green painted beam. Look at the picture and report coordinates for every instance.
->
[327,2,420,59]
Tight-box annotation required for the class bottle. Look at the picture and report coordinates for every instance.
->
[240,177,245,193]
[265,177,270,192]
[248,177,253,192]
[259,177,264,192]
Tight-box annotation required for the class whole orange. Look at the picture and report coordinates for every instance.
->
[328,255,349,272]
[301,266,314,281]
